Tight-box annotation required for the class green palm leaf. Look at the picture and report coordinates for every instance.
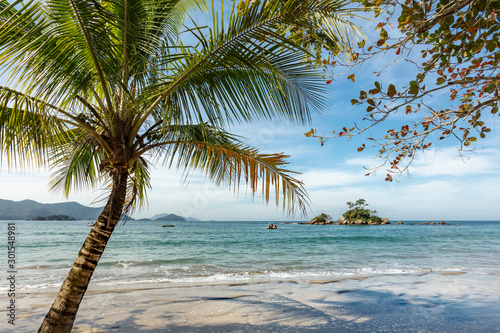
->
[132,0,364,134]
[48,129,104,195]
[0,87,71,168]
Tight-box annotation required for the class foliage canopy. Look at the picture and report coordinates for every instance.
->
[307,0,499,180]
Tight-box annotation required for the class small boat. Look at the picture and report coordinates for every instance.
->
[87,222,95,227]
[162,224,176,227]
[266,222,277,229]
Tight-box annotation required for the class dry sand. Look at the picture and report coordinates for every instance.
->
[5,270,500,332]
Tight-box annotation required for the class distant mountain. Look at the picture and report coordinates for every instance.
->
[149,213,201,221]
[149,213,169,220]
[0,198,103,220]
[154,213,186,221]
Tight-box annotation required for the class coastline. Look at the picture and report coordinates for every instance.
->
[9,269,500,332]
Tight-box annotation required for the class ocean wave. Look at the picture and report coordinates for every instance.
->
[17,264,55,270]
[8,266,496,292]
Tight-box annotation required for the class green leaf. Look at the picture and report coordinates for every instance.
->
[436,77,446,85]
[387,84,397,98]
[409,81,419,95]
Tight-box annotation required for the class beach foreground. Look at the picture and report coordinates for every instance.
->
[9,270,500,332]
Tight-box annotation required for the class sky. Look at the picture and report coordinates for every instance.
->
[0,2,499,221]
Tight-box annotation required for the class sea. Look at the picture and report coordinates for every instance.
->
[2,220,500,291]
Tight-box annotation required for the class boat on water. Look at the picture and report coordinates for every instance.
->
[162,224,176,227]
[266,222,277,229]
[87,222,95,227]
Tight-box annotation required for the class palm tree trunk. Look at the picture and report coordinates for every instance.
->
[38,168,129,333]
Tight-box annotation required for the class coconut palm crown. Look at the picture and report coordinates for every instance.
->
[0,0,362,331]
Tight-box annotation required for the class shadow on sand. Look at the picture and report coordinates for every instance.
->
[70,285,500,333]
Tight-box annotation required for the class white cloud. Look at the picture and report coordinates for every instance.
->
[344,145,500,178]
[301,168,370,188]
[409,147,500,177]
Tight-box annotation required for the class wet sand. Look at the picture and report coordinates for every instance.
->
[7,270,500,332]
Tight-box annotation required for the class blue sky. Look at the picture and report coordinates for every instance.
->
[0,2,498,221]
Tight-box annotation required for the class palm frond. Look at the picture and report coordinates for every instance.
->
[132,0,364,135]
[140,123,308,216]
[48,129,104,195]
[0,87,71,169]
[123,156,152,215]
[174,140,309,217]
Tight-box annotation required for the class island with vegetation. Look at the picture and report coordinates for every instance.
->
[304,199,389,225]
[337,199,389,225]
[31,215,76,221]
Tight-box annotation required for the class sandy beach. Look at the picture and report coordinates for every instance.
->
[8,269,500,332]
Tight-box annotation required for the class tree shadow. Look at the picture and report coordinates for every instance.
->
[70,285,500,332]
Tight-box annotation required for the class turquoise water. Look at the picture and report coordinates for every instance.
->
[2,220,500,290]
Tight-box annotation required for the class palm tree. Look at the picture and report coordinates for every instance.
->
[0,0,362,331]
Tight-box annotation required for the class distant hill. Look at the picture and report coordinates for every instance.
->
[0,199,103,220]
[154,214,186,221]
[149,213,201,221]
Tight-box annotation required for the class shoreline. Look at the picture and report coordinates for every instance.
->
[7,269,500,332]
